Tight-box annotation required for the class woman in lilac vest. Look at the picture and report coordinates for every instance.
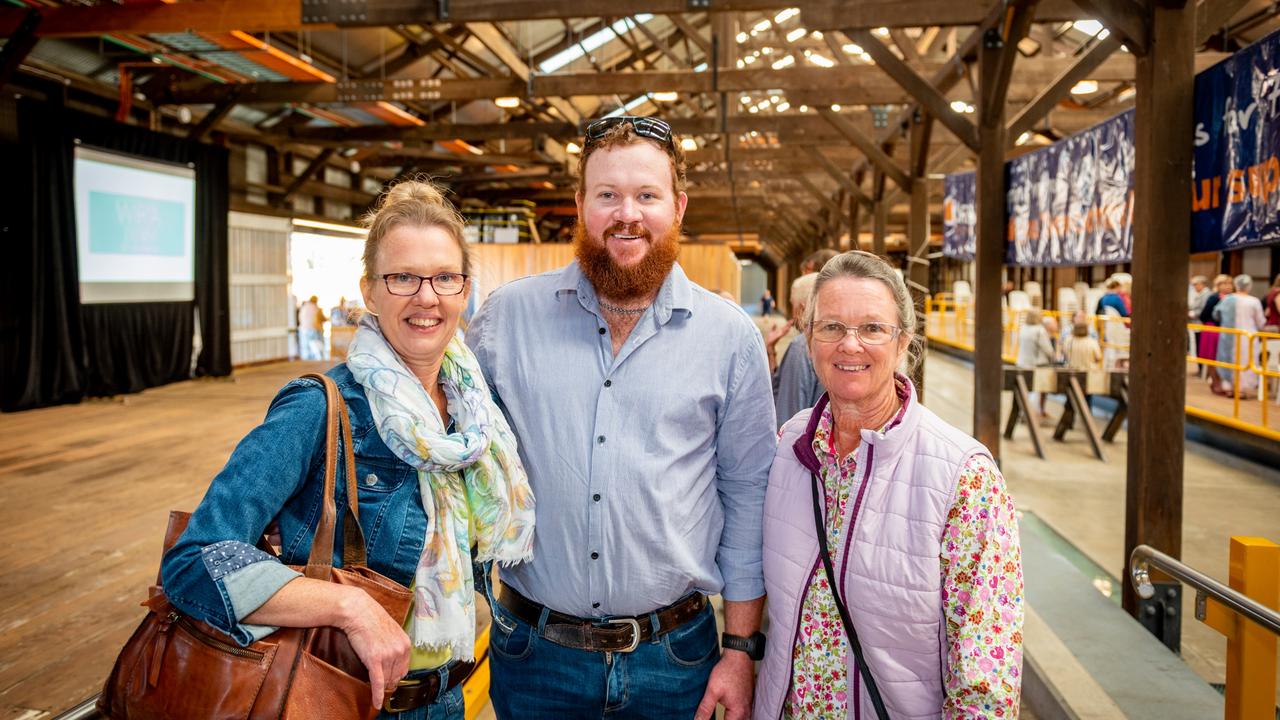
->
[754,251,1024,719]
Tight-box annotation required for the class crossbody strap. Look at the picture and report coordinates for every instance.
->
[809,471,891,720]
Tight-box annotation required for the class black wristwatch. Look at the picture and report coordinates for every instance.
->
[721,631,766,661]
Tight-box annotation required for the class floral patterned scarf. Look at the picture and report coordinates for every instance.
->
[347,313,534,659]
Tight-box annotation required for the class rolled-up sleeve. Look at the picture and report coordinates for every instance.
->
[714,324,777,601]
[160,380,324,646]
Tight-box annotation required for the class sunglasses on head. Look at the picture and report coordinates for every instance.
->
[584,116,675,150]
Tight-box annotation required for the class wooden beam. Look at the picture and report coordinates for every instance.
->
[890,28,925,68]
[188,97,238,142]
[803,146,874,207]
[468,23,581,123]
[0,0,307,37]
[0,8,40,89]
[796,175,847,226]
[1072,0,1150,54]
[819,107,912,191]
[974,26,1009,460]
[1196,0,1249,44]
[278,148,336,207]
[1122,0,1194,616]
[803,0,1086,31]
[981,0,1039,122]
[908,112,933,397]
[846,28,980,151]
[1006,33,1123,141]
[666,14,712,56]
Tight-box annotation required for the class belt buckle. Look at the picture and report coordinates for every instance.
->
[383,677,422,714]
[600,617,641,652]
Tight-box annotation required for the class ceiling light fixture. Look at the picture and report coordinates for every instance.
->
[495,97,520,108]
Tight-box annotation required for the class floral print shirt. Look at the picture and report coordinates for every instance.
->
[784,391,1024,719]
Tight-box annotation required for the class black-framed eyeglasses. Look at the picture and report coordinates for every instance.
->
[809,320,903,345]
[584,116,674,150]
[381,272,468,297]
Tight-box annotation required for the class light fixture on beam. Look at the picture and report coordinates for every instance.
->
[786,28,806,42]
[652,91,678,102]
[566,141,582,154]
[495,97,521,108]
[1070,80,1099,95]
[680,137,698,151]
[772,55,795,69]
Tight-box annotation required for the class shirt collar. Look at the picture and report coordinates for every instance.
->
[555,259,694,325]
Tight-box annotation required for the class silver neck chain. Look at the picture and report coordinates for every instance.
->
[598,299,651,316]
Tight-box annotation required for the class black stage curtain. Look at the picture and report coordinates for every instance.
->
[0,99,230,412]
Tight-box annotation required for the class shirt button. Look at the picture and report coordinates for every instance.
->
[591,552,599,560]
[598,327,606,335]
[592,602,601,609]
[593,493,601,502]
[597,435,606,444]
[364,473,378,486]
[603,379,612,387]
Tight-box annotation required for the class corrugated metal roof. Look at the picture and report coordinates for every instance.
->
[149,33,222,53]
[198,51,289,81]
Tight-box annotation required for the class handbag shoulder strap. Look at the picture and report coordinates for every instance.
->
[300,373,368,578]
[809,471,891,720]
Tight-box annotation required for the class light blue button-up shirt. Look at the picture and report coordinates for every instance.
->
[466,261,776,617]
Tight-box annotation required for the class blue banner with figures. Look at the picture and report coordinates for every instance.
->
[942,171,976,261]
[1192,30,1280,252]
[1005,110,1135,267]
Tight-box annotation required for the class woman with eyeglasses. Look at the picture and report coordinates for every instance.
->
[161,180,535,719]
[754,251,1024,720]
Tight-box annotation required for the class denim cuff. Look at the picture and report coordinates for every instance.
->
[217,552,303,645]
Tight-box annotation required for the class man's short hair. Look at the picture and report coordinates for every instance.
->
[576,119,687,199]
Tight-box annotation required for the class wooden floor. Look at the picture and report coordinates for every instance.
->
[0,361,334,719]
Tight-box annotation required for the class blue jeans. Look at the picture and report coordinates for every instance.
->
[487,596,720,719]
[377,676,463,720]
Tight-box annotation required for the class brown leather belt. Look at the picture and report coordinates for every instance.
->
[383,659,477,714]
[497,586,708,653]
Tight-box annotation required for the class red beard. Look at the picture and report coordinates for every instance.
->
[573,219,681,302]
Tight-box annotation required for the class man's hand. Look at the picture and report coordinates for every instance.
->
[694,650,756,720]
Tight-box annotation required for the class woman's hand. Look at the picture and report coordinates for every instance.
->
[336,586,413,710]
[245,577,413,710]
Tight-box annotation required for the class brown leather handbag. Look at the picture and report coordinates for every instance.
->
[98,373,413,720]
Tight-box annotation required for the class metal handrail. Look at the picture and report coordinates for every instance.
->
[1129,544,1280,635]
[52,694,102,719]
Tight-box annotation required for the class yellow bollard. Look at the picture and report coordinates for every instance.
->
[1199,537,1279,720]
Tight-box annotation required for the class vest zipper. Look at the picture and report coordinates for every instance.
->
[843,443,875,720]
[777,555,822,720]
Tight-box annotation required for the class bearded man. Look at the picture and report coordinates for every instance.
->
[466,116,775,720]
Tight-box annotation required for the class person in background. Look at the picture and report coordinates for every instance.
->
[467,116,775,720]
[773,272,825,429]
[761,288,777,316]
[1264,273,1280,331]
[298,295,326,360]
[755,250,1023,719]
[1189,276,1211,320]
[330,296,350,327]
[161,180,535,719]
[1062,319,1103,371]
[801,248,838,276]
[1213,274,1267,399]
[1094,278,1129,318]
[1016,309,1056,423]
[1198,274,1233,393]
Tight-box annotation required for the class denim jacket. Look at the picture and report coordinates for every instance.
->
[161,364,432,646]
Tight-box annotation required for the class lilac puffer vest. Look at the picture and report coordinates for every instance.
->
[753,378,990,720]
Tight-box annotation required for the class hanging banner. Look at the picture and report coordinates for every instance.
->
[1191,29,1280,252]
[1005,110,1135,267]
[942,171,976,261]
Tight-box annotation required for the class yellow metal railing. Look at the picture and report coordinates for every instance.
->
[924,298,1280,441]
[1132,538,1279,720]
